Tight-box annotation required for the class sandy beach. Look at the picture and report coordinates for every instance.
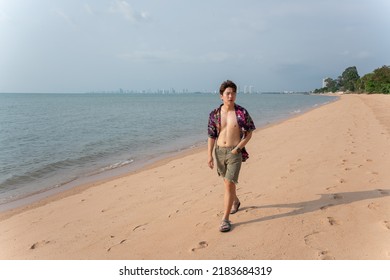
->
[0,94,389,260]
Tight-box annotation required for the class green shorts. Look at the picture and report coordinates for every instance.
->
[215,146,242,184]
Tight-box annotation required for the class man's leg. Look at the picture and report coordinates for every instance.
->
[222,179,238,221]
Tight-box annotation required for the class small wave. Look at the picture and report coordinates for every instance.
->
[99,159,134,172]
[0,170,57,191]
[291,109,301,114]
[0,157,136,204]
[0,151,130,191]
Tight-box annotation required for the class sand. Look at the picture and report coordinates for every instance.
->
[0,94,389,260]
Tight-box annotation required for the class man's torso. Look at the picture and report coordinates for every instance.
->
[216,109,241,147]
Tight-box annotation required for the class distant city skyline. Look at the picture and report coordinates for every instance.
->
[85,85,302,95]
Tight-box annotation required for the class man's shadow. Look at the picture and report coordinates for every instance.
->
[235,189,390,227]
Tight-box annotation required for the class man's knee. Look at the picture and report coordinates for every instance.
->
[224,179,236,188]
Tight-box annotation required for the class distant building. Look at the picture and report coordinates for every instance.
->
[322,78,329,88]
[242,85,253,94]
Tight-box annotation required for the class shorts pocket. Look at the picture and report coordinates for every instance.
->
[228,151,242,163]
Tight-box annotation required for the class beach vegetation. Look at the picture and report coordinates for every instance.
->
[357,65,390,94]
[339,66,360,91]
[323,78,339,93]
[314,65,390,94]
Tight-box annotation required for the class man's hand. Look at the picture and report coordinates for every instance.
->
[208,156,214,169]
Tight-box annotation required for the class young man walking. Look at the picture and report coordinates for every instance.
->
[207,80,256,232]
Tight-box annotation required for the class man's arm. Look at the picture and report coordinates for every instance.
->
[207,137,216,169]
[232,131,253,154]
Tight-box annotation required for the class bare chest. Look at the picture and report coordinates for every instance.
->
[221,110,239,130]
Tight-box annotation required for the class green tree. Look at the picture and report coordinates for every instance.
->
[359,66,390,94]
[324,77,338,92]
[373,65,390,94]
[339,66,360,92]
[314,65,390,94]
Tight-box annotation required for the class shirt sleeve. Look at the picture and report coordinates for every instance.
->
[208,110,218,139]
[237,106,255,133]
[243,109,256,132]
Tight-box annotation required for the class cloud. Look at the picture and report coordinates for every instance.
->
[53,9,77,27]
[357,51,372,59]
[109,0,149,23]
[199,52,245,63]
[339,50,350,56]
[230,17,268,34]
[118,50,244,65]
[338,50,373,59]
[119,50,174,63]
[84,4,94,15]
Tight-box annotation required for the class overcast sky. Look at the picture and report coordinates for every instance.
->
[1,0,389,93]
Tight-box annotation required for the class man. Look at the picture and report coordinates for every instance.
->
[207,80,256,232]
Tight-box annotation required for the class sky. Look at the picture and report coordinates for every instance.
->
[1,0,389,93]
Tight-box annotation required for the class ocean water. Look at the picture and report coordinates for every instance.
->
[0,92,337,207]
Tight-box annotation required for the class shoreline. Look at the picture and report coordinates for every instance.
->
[0,96,337,217]
[1,94,389,259]
[0,144,206,220]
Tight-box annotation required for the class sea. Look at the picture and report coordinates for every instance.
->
[0,92,337,210]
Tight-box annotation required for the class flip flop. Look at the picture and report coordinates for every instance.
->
[219,220,231,232]
[230,201,241,214]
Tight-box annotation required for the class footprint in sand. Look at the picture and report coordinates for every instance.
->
[304,232,334,260]
[365,171,379,180]
[378,189,390,195]
[107,239,127,252]
[326,186,337,191]
[304,232,319,247]
[383,221,390,230]
[132,223,148,232]
[30,240,51,250]
[332,194,343,200]
[368,202,380,210]
[318,250,335,260]
[320,204,334,211]
[191,241,208,252]
[168,210,180,218]
[327,217,341,226]
[338,178,346,184]
[63,222,71,228]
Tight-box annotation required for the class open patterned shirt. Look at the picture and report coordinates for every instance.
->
[208,103,256,162]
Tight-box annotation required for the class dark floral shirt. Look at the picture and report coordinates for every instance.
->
[208,103,256,162]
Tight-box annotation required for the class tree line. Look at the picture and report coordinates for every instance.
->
[313,65,390,94]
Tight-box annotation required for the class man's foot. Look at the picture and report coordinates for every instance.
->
[230,201,241,214]
[219,219,231,232]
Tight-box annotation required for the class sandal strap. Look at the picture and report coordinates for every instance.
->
[220,220,231,232]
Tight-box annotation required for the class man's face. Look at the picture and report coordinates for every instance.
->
[220,87,236,105]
